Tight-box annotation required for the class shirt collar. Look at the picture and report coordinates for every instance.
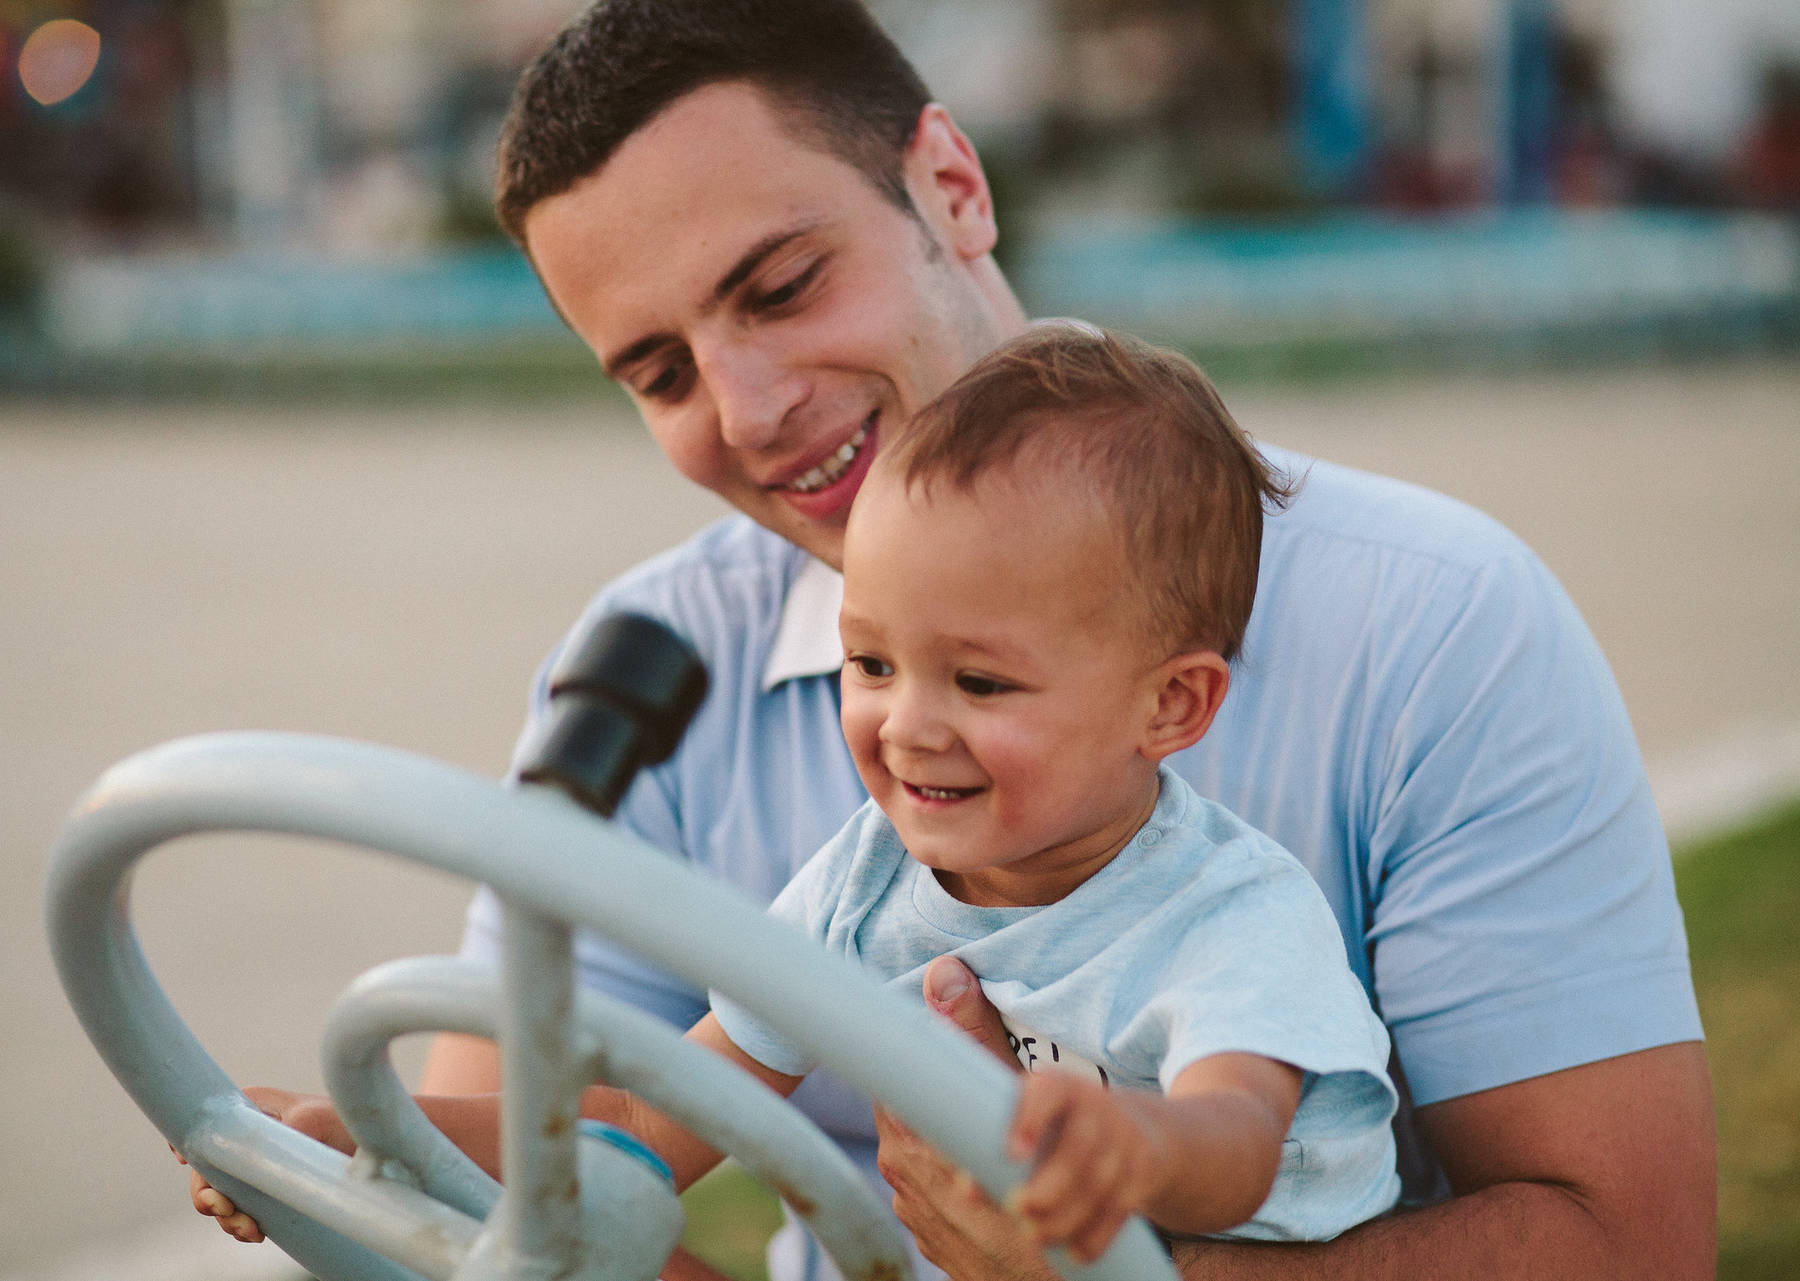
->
[762,553,845,691]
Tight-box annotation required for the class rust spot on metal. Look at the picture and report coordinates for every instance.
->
[543,1112,571,1138]
[772,1183,817,1217]
[854,1262,904,1281]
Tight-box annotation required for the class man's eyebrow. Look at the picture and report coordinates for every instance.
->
[600,221,826,380]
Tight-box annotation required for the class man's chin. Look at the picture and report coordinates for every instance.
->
[755,505,846,570]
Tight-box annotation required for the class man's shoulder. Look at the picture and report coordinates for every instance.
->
[587,515,808,659]
[1263,444,1532,576]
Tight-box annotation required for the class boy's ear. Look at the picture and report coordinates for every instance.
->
[1140,651,1230,762]
[902,104,997,262]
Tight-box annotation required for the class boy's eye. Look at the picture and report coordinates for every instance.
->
[955,673,1009,697]
[849,654,892,679]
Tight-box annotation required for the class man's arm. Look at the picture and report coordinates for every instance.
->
[879,960,1716,1281]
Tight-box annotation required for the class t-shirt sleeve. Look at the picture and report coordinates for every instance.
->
[1116,842,1402,1240]
[1128,851,1396,1122]
[708,814,867,1076]
[1365,548,1701,1104]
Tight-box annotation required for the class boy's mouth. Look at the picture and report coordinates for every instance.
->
[784,419,870,494]
[905,782,982,803]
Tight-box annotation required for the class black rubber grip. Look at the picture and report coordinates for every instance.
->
[513,612,708,816]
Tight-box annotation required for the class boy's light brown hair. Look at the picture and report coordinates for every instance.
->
[886,325,1294,662]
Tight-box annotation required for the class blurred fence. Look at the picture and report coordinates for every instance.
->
[4,209,1796,396]
[1018,209,1800,360]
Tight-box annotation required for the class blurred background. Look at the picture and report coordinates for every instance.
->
[2,0,1799,381]
[2,2,1796,1280]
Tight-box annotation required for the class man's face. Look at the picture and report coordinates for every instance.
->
[524,82,1014,569]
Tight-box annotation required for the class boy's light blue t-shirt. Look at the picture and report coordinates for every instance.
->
[711,769,1402,1243]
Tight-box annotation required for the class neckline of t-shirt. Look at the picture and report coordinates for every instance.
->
[905,769,1185,936]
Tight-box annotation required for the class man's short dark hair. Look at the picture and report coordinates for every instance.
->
[495,0,932,243]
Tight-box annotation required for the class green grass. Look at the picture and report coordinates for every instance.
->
[671,802,1800,1279]
[680,1161,784,1281]
[1676,799,1800,1279]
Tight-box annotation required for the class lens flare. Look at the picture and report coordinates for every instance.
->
[18,19,102,107]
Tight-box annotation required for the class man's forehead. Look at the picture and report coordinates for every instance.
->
[525,83,887,329]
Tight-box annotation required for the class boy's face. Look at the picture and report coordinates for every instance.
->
[838,459,1167,907]
[522,82,1013,570]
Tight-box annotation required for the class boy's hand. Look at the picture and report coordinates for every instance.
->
[178,1087,352,1243]
[1004,1073,1169,1264]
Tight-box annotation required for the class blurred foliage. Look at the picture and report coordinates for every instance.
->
[0,206,43,330]
[681,1161,783,1281]
[437,186,508,246]
[1676,800,1800,1279]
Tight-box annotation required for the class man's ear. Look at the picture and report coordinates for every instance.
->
[1140,651,1230,762]
[902,103,997,262]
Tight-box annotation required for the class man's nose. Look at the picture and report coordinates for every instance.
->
[697,339,804,451]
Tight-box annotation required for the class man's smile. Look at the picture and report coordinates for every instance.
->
[783,419,871,494]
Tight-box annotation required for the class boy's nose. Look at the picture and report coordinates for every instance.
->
[879,686,957,754]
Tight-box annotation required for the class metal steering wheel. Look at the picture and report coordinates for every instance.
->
[47,614,1178,1281]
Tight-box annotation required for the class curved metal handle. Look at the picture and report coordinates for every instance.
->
[46,731,1180,1281]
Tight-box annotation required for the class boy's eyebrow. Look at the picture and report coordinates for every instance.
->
[600,220,827,378]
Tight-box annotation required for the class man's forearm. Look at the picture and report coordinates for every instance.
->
[1174,1181,1614,1280]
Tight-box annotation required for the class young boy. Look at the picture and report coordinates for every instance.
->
[194,326,1399,1260]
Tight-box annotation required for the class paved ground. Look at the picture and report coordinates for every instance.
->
[4,358,1797,1277]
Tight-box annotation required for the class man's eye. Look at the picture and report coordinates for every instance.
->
[638,357,691,400]
[956,673,1008,696]
[640,363,680,397]
[755,260,821,311]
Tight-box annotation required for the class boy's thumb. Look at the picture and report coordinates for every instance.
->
[923,956,1018,1070]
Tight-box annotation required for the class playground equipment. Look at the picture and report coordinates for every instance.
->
[47,613,1178,1281]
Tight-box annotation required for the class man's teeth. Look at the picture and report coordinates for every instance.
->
[787,425,868,494]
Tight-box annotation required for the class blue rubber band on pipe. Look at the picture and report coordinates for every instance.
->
[579,1118,675,1185]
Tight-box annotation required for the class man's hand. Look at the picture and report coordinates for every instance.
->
[876,958,1062,1280]
[179,1086,350,1244]
[876,1106,1060,1281]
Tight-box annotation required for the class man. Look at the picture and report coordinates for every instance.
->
[427,2,1715,1278]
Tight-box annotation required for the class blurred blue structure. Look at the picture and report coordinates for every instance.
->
[1016,209,1800,357]
[1501,0,1558,204]
[30,211,1795,380]
[47,248,563,349]
[1292,0,1370,196]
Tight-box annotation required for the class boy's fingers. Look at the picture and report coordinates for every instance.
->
[1068,1206,1129,1264]
[1006,1073,1076,1163]
[922,957,1016,1068]
[218,1208,265,1244]
[1014,1104,1126,1243]
[191,1172,229,1216]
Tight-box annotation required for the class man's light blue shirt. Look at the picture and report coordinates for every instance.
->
[463,444,1701,1243]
